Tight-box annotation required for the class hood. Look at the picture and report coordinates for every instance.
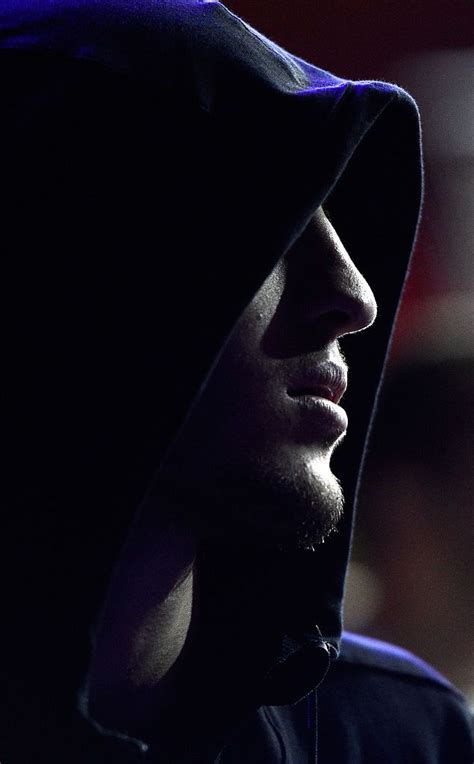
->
[0,0,422,759]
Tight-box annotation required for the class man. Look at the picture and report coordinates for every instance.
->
[0,1,472,762]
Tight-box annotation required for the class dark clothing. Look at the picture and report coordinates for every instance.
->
[319,633,473,764]
[0,1,471,761]
[6,633,470,763]
[208,633,473,764]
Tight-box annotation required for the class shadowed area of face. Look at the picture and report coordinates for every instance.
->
[155,207,377,550]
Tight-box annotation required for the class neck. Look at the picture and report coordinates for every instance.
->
[85,507,298,743]
[86,504,197,732]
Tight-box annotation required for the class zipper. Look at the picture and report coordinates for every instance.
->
[307,688,319,764]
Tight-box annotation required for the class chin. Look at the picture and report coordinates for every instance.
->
[225,456,345,551]
[155,450,345,551]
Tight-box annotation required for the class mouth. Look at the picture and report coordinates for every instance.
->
[286,392,348,440]
[285,362,349,440]
[288,384,338,402]
[287,362,348,405]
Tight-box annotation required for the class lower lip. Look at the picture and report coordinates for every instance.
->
[287,394,348,438]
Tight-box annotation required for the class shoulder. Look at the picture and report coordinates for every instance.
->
[316,631,473,763]
[338,630,454,687]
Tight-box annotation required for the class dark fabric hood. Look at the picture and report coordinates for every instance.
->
[0,0,422,759]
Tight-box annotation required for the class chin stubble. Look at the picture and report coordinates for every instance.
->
[222,459,345,551]
[152,457,344,552]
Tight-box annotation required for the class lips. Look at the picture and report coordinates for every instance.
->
[287,361,348,404]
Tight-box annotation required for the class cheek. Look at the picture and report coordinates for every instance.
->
[175,263,287,449]
[224,262,286,364]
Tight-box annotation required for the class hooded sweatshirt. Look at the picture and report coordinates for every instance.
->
[0,1,472,762]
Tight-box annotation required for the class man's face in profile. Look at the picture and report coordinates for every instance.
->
[159,207,377,551]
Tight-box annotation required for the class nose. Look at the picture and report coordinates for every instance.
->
[291,210,377,341]
[314,252,378,337]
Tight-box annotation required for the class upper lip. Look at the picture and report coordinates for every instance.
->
[287,361,348,405]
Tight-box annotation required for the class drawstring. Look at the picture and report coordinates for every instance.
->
[307,688,319,764]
